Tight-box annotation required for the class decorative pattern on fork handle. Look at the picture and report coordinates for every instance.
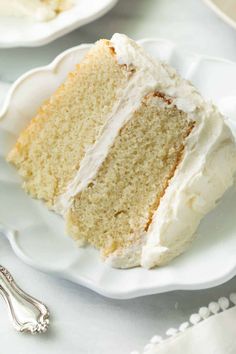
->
[0,265,50,334]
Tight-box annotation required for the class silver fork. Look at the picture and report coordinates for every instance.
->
[0,265,50,334]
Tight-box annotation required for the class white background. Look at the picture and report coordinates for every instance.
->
[0,1,236,353]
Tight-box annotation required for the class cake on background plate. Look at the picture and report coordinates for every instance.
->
[0,0,73,21]
[7,34,236,269]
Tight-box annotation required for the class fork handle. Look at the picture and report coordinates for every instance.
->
[0,265,49,334]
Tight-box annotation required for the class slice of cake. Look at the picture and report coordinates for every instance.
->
[0,0,73,21]
[7,34,236,269]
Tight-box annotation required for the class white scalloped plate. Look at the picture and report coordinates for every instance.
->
[0,0,117,48]
[0,39,236,299]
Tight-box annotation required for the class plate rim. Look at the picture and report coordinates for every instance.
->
[203,0,236,31]
[1,38,236,299]
[4,227,236,299]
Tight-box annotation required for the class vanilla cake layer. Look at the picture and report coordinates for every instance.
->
[66,93,194,258]
[7,40,130,207]
[7,34,236,269]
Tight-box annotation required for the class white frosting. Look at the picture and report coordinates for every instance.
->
[58,34,236,268]
[140,105,236,268]
[0,0,68,21]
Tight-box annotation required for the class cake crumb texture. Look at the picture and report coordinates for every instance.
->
[66,93,194,256]
[7,40,129,207]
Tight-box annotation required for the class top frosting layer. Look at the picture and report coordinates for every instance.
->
[111,33,204,115]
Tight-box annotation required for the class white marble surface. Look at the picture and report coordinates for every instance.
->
[0,0,236,353]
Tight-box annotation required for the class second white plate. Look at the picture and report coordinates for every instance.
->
[0,39,236,299]
[0,0,117,48]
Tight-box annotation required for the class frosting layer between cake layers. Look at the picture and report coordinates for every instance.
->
[57,34,236,268]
